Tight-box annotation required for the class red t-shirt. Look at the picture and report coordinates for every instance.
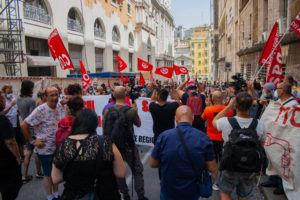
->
[202,105,233,141]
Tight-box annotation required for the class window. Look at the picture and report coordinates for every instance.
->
[198,44,201,48]
[192,44,194,49]
[205,70,208,74]
[198,60,201,65]
[111,0,117,7]
[129,53,133,72]
[26,37,49,56]
[69,44,83,74]
[113,51,119,72]
[147,37,151,50]
[23,0,51,24]
[68,8,83,33]
[95,48,104,73]
[127,3,132,16]
[205,52,208,58]
[205,60,208,66]
[241,64,245,77]
[94,19,105,38]
[128,33,134,46]
[181,60,184,65]
[205,43,208,49]
[198,52,201,57]
[192,61,195,65]
[192,52,194,58]
[198,70,201,74]
[112,26,120,42]
[246,64,252,81]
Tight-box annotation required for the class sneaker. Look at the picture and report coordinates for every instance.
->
[212,184,219,191]
[138,197,149,200]
[36,173,44,179]
[22,176,32,184]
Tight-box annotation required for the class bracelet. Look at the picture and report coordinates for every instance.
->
[30,139,36,145]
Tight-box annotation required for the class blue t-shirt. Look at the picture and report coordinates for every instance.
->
[151,122,215,200]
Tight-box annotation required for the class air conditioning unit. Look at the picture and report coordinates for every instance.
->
[261,32,267,41]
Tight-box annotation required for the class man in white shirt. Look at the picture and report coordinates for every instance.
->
[276,82,299,107]
[212,92,266,200]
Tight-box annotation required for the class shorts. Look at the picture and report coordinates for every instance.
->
[25,140,35,151]
[218,170,255,198]
[14,127,26,147]
[37,154,53,177]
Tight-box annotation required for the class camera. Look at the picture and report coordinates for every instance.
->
[230,73,247,94]
[128,77,140,102]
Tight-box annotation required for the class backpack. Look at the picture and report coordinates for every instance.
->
[220,117,264,173]
[103,106,134,152]
[186,93,203,116]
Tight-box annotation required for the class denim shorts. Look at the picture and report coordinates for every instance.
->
[218,170,255,198]
[37,154,53,177]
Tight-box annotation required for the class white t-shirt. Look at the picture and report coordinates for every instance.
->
[278,97,299,107]
[216,116,266,143]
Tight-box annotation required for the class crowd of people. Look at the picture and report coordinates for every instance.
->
[0,74,299,200]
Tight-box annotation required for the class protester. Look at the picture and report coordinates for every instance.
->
[17,80,43,183]
[37,91,47,106]
[102,86,148,200]
[176,75,206,131]
[150,106,217,200]
[21,86,62,200]
[52,109,126,200]
[55,96,84,147]
[0,91,23,200]
[255,83,277,118]
[212,92,266,200]
[142,83,154,98]
[66,83,82,99]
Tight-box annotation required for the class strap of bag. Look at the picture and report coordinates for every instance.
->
[227,117,241,129]
[120,105,131,113]
[248,119,258,130]
[282,98,296,106]
[176,128,201,180]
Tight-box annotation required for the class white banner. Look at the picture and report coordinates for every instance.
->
[82,96,155,147]
[261,102,300,200]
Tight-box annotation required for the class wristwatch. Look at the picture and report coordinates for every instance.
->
[30,140,36,145]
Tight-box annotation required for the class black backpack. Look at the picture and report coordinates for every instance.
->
[220,117,264,173]
[103,106,134,152]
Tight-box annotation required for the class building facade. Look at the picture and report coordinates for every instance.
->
[190,26,211,81]
[0,0,174,78]
[214,0,300,82]
[174,38,191,82]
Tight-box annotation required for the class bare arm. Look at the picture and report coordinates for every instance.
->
[150,88,158,103]
[4,138,21,165]
[150,157,160,168]
[170,79,180,101]
[112,144,126,178]
[212,98,235,129]
[51,164,64,184]
[20,121,44,147]
[2,99,16,114]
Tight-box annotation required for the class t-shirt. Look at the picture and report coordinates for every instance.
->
[103,104,140,134]
[181,92,206,110]
[216,116,266,143]
[202,106,233,141]
[25,103,62,155]
[0,113,15,162]
[149,102,179,142]
[278,97,299,107]
[5,96,18,127]
[17,97,36,121]
[151,122,215,200]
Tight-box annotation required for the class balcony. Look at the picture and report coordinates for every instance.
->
[68,18,83,33]
[23,4,51,25]
[94,28,105,38]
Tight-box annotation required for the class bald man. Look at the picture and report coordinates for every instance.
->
[202,91,233,165]
[150,106,217,200]
[21,86,62,200]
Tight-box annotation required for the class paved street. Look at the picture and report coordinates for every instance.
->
[15,145,264,200]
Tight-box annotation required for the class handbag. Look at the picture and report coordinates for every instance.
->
[176,128,213,198]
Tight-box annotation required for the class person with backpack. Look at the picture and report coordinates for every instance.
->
[212,92,266,200]
[176,74,206,131]
[102,86,148,200]
[55,97,84,147]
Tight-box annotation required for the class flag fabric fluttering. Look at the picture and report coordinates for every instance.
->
[173,65,189,75]
[116,54,127,72]
[149,71,154,83]
[154,66,174,79]
[290,12,300,37]
[79,59,91,91]
[139,72,146,87]
[125,76,129,83]
[138,58,153,71]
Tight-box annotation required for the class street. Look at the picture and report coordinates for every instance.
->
[15,145,264,200]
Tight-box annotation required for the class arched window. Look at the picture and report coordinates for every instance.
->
[112,26,120,42]
[67,8,83,33]
[24,0,51,24]
[128,33,134,46]
[94,18,105,38]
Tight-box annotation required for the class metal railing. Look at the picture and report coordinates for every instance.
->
[94,27,105,38]
[23,4,51,25]
[68,18,83,33]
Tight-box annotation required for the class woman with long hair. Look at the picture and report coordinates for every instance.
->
[52,109,126,200]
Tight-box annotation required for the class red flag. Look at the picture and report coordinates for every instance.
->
[258,22,280,68]
[155,66,174,79]
[138,58,153,71]
[79,59,91,91]
[149,71,154,83]
[290,12,300,37]
[48,29,75,71]
[120,72,125,82]
[125,76,129,83]
[173,65,188,75]
[108,80,111,89]
[116,54,127,72]
[139,72,145,87]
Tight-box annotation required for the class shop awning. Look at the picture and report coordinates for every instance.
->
[27,56,59,67]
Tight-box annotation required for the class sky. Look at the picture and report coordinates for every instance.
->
[171,0,211,29]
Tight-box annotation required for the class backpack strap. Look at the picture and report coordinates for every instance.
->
[248,119,258,130]
[120,105,131,113]
[227,117,241,129]
[282,98,296,106]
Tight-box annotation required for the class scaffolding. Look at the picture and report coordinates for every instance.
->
[0,0,24,76]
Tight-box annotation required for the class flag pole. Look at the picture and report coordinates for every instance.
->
[252,28,290,82]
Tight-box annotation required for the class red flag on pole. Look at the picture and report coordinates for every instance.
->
[138,58,153,71]
[290,12,300,37]
[120,72,125,82]
[155,66,174,79]
[173,65,189,75]
[48,29,75,71]
[139,72,145,87]
[116,54,127,72]
[79,59,91,91]
[258,22,280,68]
[149,71,154,83]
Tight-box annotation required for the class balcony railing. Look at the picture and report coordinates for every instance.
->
[68,18,83,33]
[23,4,51,25]
[94,28,105,38]
[112,32,120,42]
